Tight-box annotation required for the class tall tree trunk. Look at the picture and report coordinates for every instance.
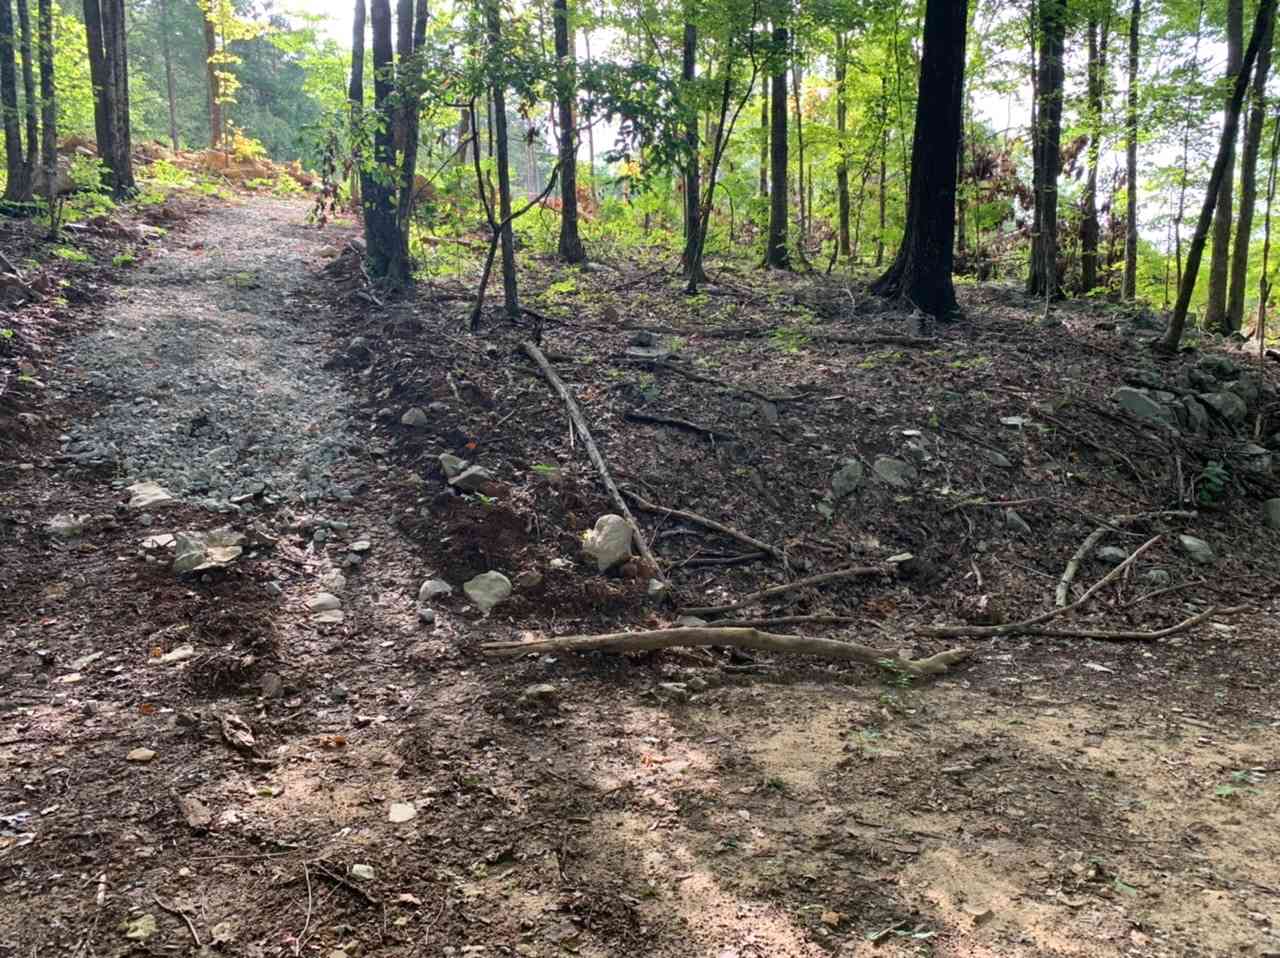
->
[1175,0,1205,294]
[835,31,851,258]
[876,79,887,267]
[870,0,969,318]
[1028,0,1065,299]
[1162,0,1275,352]
[554,0,585,262]
[0,0,27,204]
[360,0,400,279]
[160,0,178,151]
[582,27,596,203]
[203,13,221,148]
[349,0,365,206]
[758,91,767,198]
[17,0,36,193]
[764,25,789,269]
[100,0,133,196]
[1228,10,1275,330]
[82,0,111,168]
[37,0,52,208]
[388,0,428,287]
[680,17,702,280]
[1204,0,1242,324]
[793,59,806,245]
[485,0,519,317]
[1081,14,1108,292]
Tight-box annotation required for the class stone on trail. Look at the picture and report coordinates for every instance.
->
[1178,534,1215,565]
[1095,546,1129,565]
[1241,443,1273,475]
[464,571,512,613]
[582,514,634,571]
[46,513,89,539]
[388,802,417,823]
[127,480,177,510]
[127,747,157,763]
[1182,396,1211,434]
[419,578,454,601]
[438,453,468,479]
[449,465,493,492]
[350,864,375,881]
[872,456,917,490]
[1265,499,1280,530]
[519,683,559,707]
[1004,509,1032,536]
[1199,391,1248,424]
[831,459,864,500]
[1112,387,1174,425]
[1142,569,1172,588]
[306,592,342,612]
[400,407,429,427]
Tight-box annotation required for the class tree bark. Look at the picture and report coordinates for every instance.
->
[36,0,52,207]
[160,0,178,151]
[1204,0,1243,325]
[0,0,27,204]
[16,0,36,193]
[360,0,400,280]
[203,12,221,148]
[835,31,851,258]
[680,17,703,281]
[1228,10,1275,330]
[1162,0,1275,352]
[388,0,428,287]
[764,25,789,269]
[793,59,805,245]
[1081,14,1108,292]
[485,0,519,317]
[96,0,132,196]
[870,0,969,317]
[554,0,585,263]
[1123,0,1140,299]
[81,0,111,168]
[1028,0,1064,299]
[758,91,767,198]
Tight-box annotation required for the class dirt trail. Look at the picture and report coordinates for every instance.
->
[2,199,1279,958]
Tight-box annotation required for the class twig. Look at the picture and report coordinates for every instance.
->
[624,409,738,441]
[1019,606,1249,641]
[621,489,785,564]
[522,341,665,582]
[682,565,889,616]
[295,861,313,957]
[917,537,1161,638]
[481,626,969,676]
[1120,578,1206,609]
[1057,527,1109,606]
[681,552,769,567]
[152,894,201,947]
[697,614,863,628]
[309,862,382,906]
[619,356,806,403]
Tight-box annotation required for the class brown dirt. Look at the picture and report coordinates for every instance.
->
[2,198,1279,958]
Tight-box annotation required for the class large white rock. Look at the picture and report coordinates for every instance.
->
[127,481,177,510]
[582,514,633,572]
[464,571,512,613]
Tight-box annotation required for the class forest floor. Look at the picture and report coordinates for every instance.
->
[3,195,1280,958]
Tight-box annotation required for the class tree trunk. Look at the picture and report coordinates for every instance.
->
[485,0,519,317]
[793,60,806,245]
[876,79,887,267]
[1081,14,1107,292]
[1204,0,1242,325]
[582,27,596,203]
[16,0,36,194]
[680,17,703,281]
[764,25,789,269]
[0,0,27,204]
[554,0,585,263]
[1228,10,1274,330]
[1162,0,1275,352]
[1028,0,1064,299]
[387,0,428,287]
[870,0,969,318]
[101,0,133,196]
[36,0,52,208]
[160,0,178,151]
[203,12,221,148]
[835,31,851,258]
[758,91,767,198]
[1174,0,1204,294]
[360,0,400,279]
[82,0,111,169]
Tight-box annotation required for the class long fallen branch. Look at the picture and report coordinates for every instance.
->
[624,409,738,442]
[697,614,863,629]
[522,341,665,582]
[481,626,970,676]
[621,489,785,564]
[682,564,889,617]
[917,537,1160,638]
[1018,605,1249,641]
[1056,512,1199,606]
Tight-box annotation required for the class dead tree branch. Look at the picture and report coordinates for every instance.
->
[682,565,889,617]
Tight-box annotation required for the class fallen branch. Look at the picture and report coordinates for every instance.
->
[1056,528,1109,606]
[917,537,1160,638]
[481,626,969,676]
[618,356,806,403]
[682,565,889,616]
[1017,605,1249,641]
[698,614,863,629]
[622,489,785,564]
[624,409,738,442]
[309,862,381,905]
[151,894,201,947]
[681,552,769,567]
[523,341,665,582]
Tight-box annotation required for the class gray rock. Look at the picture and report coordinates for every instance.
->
[1004,509,1032,536]
[1095,546,1129,565]
[439,453,468,479]
[400,407,429,428]
[1265,499,1280,529]
[419,578,454,601]
[1131,309,1165,331]
[656,682,690,703]
[1178,534,1215,565]
[1142,569,1172,588]
[417,606,436,625]
[1199,391,1248,424]
[519,683,559,707]
[984,449,1014,469]
[582,514,633,571]
[306,592,342,612]
[127,480,177,510]
[46,513,89,539]
[260,671,284,698]
[675,615,708,627]
[831,459,864,500]
[1197,354,1238,381]
[350,864,375,881]
[1242,442,1273,474]
[1182,396,1211,433]
[464,571,512,613]
[1113,387,1175,425]
[1229,376,1261,405]
[312,609,345,624]
[449,465,493,492]
[630,330,660,347]
[514,569,544,591]
[873,456,917,490]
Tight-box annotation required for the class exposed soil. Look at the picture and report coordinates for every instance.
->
[2,197,1279,958]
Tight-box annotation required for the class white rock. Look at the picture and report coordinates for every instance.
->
[582,515,633,572]
[401,407,429,427]
[306,592,342,612]
[127,481,177,510]
[388,802,417,823]
[418,578,453,601]
[312,609,345,624]
[148,644,195,666]
[350,863,376,881]
[464,571,512,613]
[127,747,157,763]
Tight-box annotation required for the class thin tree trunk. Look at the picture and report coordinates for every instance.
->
[389,0,428,287]
[1162,0,1275,352]
[758,91,767,198]
[203,13,221,148]
[1256,101,1280,349]
[160,0,177,151]
[37,0,53,211]
[1228,10,1275,330]
[101,0,134,196]
[680,16,702,280]
[1204,0,1241,324]
[1175,0,1205,295]
[876,79,887,267]
[764,25,789,269]
[1081,14,1108,292]
[1028,0,1065,299]
[871,0,969,318]
[17,0,36,193]
[554,0,585,262]
[360,0,400,279]
[0,0,26,204]
[793,59,806,246]
[835,31,851,258]
[82,0,111,167]
[582,27,596,203]
[485,0,519,317]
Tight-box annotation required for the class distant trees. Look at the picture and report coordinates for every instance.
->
[1,0,55,208]
[83,0,135,197]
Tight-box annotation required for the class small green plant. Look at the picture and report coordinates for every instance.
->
[0,328,13,339]
[1195,460,1230,506]
[764,776,788,793]
[1215,769,1263,799]
[770,326,811,354]
[52,246,91,263]
[471,492,497,508]
[112,249,138,268]
[543,277,578,299]
[877,658,915,689]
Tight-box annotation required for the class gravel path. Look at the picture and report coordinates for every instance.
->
[57,197,359,509]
